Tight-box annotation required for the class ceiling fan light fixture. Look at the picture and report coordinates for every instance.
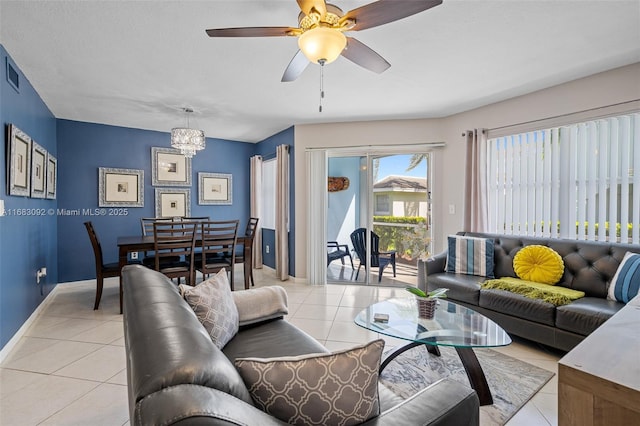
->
[298,27,346,64]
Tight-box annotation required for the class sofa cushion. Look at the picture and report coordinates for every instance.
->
[479,289,556,326]
[513,245,564,285]
[607,252,640,303]
[446,235,495,278]
[555,297,624,335]
[427,273,483,305]
[224,319,329,361]
[180,269,239,349]
[235,340,384,426]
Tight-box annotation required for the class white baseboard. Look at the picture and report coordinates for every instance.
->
[0,283,61,363]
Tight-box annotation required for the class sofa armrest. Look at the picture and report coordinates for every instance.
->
[362,379,479,426]
[135,385,289,426]
[426,251,448,275]
[232,286,288,327]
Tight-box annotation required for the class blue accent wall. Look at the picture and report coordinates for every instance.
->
[328,157,361,245]
[255,127,295,276]
[1,45,58,349]
[56,120,255,282]
[0,43,299,350]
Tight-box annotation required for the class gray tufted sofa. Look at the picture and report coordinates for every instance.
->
[123,264,480,425]
[422,232,640,352]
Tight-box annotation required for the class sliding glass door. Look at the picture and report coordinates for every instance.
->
[326,150,431,286]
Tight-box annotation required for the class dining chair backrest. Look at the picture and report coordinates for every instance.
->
[84,221,120,310]
[152,220,198,273]
[85,221,107,269]
[197,220,239,285]
[141,217,174,236]
[244,217,259,239]
[177,216,210,223]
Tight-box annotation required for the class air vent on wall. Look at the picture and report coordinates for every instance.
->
[6,58,19,93]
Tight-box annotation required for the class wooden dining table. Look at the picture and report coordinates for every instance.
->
[116,235,253,313]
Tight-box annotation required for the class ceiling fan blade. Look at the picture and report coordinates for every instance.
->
[282,50,310,82]
[206,27,296,37]
[342,0,442,31]
[341,37,390,74]
[297,0,327,17]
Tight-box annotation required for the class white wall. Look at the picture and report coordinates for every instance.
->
[294,62,640,279]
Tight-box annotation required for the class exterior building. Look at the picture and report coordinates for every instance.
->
[373,175,428,217]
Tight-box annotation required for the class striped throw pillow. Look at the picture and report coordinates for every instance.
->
[446,235,495,278]
[607,252,640,303]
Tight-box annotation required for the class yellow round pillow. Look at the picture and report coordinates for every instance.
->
[513,245,564,285]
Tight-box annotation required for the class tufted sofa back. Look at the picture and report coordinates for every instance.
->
[459,232,640,298]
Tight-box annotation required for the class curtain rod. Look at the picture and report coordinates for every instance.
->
[488,99,639,134]
[258,144,290,161]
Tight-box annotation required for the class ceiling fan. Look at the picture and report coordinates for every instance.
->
[206,0,443,82]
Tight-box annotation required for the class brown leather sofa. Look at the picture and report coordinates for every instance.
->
[423,232,640,352]
[122,264,480,425]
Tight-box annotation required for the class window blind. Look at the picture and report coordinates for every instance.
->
[486,112,640,244]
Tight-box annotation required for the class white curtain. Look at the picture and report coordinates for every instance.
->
[275,145,290,281]
[306,149,327,285]
[250,155,263,269]
[464,129,489,232]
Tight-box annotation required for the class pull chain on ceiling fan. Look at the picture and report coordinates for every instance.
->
[206,0,442,109]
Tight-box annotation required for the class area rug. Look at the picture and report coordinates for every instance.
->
[379,345,554,425]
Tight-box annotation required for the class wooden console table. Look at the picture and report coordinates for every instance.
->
[558,302,640,425]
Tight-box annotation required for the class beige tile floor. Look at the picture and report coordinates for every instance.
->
[0,266,561,425]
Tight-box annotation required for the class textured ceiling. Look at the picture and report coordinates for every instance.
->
[1,0,639,142]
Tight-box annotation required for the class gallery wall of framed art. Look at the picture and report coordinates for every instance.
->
[6,123,57,200]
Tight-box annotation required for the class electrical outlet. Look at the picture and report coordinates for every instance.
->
[131,252,138,260]
[265,245,270,254]
[448,204,456,215]
[36,267,47,284]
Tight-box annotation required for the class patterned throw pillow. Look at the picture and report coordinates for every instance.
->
[235,340,384,426]
[513,245,565,285]
[179,269,239,349]
[446,235,495,278]
[607,252,640,303]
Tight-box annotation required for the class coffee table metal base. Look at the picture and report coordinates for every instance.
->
[380,342,493,406]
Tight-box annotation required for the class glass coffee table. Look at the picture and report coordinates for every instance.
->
[355,297,511,405]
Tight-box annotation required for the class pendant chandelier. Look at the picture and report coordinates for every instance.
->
[171,108,205,158]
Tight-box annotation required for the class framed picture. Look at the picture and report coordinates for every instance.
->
[30,141,47,198]
[151,147,191,187]
[46,153,57,200]
[7,124,31,197]
[198,172,232,205]
[98,167,144,207]
[155,188,191,218]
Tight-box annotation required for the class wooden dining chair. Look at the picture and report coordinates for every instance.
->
[140,217,175,267]
[194,220,239,289]
[84,221,120,310]
[153,220,198,285]
[178,216,210,222]
[233,217,259,289]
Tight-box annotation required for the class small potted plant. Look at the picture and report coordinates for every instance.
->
[406,287,448,319]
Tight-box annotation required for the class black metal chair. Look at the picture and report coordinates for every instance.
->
[84,221,120,310]
[327,241,354,268]
[350,227,396,282]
